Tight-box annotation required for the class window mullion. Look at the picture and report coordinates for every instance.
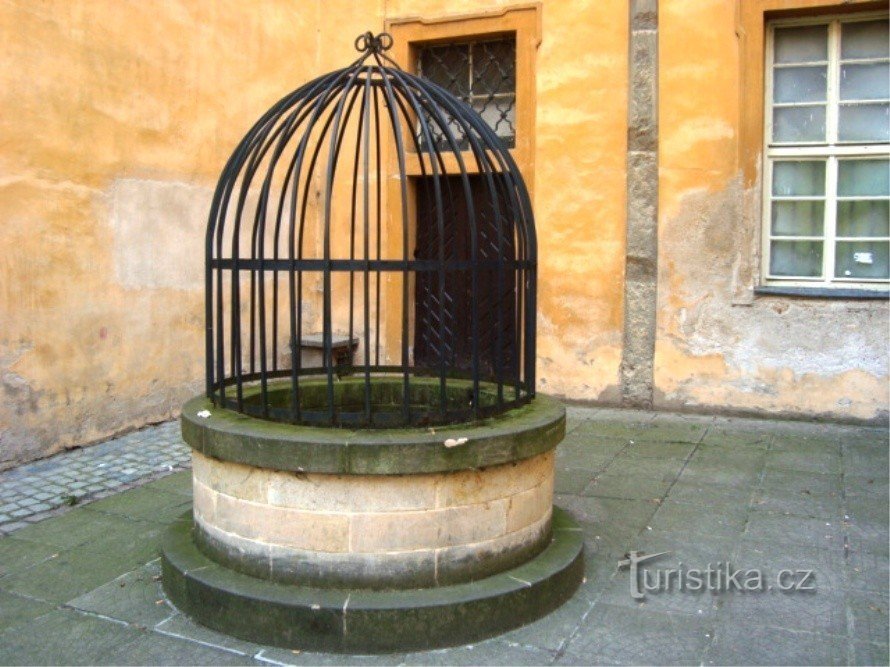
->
[762,157,774,282]
[826,20,840,145]
[762,24,775,285]
[466,44,473,99]
[824,156,839,282]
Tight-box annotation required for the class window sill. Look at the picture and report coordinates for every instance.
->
[754,285,890,300]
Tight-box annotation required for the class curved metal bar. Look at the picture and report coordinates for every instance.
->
[205,37,537,426]
[390,71,516,408]
[369,58,413,424]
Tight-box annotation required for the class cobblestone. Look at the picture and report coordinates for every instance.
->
[0,421,189,534]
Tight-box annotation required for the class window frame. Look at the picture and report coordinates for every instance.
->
[385,4,540,184]
[761,11,890,290]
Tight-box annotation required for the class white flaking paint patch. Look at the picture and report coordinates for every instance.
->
[110,178,212,290]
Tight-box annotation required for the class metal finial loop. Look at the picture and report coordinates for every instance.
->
[354,31,393,54]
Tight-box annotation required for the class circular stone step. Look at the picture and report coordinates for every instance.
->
[161,507,584,654]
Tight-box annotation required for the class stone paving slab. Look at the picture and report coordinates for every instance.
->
[0,405,887,665]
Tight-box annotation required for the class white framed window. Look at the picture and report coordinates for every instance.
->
[763,14,889,289]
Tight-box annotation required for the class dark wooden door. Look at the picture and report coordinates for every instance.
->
[414,175,517,379]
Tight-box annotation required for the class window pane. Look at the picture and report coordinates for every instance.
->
[419,45,470,98]
[838,159,890,196]
[773,105,826,142]
[841,20,890,60]
[471,96,516,147]
[471,40,515,95]
[775,66,827,103]
[840,63,890,101]
[419,109,467,151]
[835,240,890,279]
[772,200,824,236]
[837,200,890,237]
[772,160,826,196]
[770,240,824,276]
[775,25,828,63]
[838,103,890,142]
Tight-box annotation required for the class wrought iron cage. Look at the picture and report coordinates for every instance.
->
[205,32,537,427]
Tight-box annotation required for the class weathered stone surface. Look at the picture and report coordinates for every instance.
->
[191,438,557,588]
[506,478,554,533]
[435,512,553,585]
[192,452,270,504]
[621,259,658,406]
[620,0,659,410]
[437,451,553,507]
[191,475,216,525]
[624,152,659,261]
[266,469,437,513]
[627,33,657,152]
[211,488,351,552]
[349,501,508,552]
[194,508,554,590]
[161,508,584,653]
[181,392,565,475]
[630,0,657,30]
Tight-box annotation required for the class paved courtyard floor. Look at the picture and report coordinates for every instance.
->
[0,406,887,665]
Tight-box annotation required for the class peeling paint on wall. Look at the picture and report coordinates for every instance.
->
[656,171,889,421]
[655,0,888,423]
[111,179,211,290]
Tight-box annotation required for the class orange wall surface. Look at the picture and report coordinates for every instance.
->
[0,0,885,468]
[655,0,888,421]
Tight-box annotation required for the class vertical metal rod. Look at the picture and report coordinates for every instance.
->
[321,66,367,423]
[210,77,324,404]
[371,59,412,424]
[406,70,537,402]
[388,68,483,416]
[361,74,373,424]
[373,85,382,368]
[386,81,449,417]
[347,89,366,378]
[288,69,358,422]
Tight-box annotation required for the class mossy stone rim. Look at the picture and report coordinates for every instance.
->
[181,389,565,475]
[161,508,584,653]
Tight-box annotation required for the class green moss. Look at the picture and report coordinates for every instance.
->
[161,508,584,653]
[180,385,566,475]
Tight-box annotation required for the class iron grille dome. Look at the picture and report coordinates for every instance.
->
[205,32,537,427]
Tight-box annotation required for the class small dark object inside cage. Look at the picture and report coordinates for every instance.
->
[205,31,537,428]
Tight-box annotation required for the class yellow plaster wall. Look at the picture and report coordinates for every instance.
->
[529,0,627,400]
[379,0,628,400]
[655,0,889,421]
[2,0,629,467]
[0,0,325,467]
[4,0,883,468]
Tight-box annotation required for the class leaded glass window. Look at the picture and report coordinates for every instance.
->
[417,37,516,150]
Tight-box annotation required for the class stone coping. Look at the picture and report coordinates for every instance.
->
[181,392,565,475]
[161,507,584,653]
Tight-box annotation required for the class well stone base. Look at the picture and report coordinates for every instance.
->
[166,388,581,652]
[191,449,555,588]
[161,508,584,654]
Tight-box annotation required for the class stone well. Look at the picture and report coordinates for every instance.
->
[162,379,583,653]
[160,31,584,653]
